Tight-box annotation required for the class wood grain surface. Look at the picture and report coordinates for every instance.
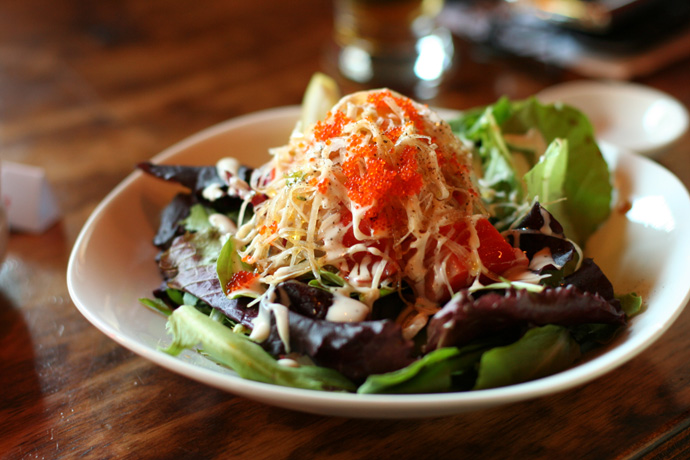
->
[2,1,690,458]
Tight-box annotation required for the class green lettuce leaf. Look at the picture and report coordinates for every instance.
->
[163,305,356,392]
[357,347,464,394]
[618,292,643,317]
[180,204,215,233]
[451,97,612,245]
[139,297,173,316]
[451,98,524,227]
[504,99,612,244]
[216,236,258,298]
[357,337,504,394]
[474,325,581,390]
[523,137,570,233]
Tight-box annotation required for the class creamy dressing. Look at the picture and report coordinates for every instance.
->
[276,358,300,368]
[208,213,237,234]
[216,157,241,180]
[202,183,224,202]
[325,294,369,322]
[539,206,555,236]
[249,286,291,351]
[529,247,556,271]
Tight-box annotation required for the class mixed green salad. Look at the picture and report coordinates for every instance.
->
[139,74,641,394]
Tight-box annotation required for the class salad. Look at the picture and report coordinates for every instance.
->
[139,74,641,394]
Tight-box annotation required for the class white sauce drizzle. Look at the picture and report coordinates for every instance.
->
[277,358,300,368]
[208,213,237,235]
[216,157,241,181]
[539,207,555,236]
[325,294,369,322]
[249,286,291,352]
[202,183,224,202]
[530,247,557,271]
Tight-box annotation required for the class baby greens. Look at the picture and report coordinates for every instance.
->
[450,97,612,245]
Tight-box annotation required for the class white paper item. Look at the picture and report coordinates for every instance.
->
[0,201,7,262]
[0,161,61,233]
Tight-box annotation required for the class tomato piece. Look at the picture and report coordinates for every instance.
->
[424,218,527,303]
[474,218,526,275]
[339,214,398,283]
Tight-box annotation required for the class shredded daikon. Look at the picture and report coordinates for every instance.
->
[235,89,488,309]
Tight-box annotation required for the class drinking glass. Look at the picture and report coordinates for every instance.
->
[332,0,454,99]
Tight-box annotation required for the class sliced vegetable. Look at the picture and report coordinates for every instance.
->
[424,217,528,303]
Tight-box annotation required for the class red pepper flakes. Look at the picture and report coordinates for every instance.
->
[226,270,258,293]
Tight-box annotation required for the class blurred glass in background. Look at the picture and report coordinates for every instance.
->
[333,0,454,99]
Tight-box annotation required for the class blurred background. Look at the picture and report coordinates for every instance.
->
[3,0,689,222]
[443,0,690,80]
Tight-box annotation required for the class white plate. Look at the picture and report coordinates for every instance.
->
[537,80,689,157]
[67,106,690,418]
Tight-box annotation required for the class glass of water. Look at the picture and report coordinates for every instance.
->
[332,0,454,99]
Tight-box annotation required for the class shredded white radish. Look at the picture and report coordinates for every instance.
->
[235,89,488,310]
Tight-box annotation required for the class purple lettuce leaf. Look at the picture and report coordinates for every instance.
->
[139,162,230,194]
[137,161,253,196]
[504,202,575,272]
[158,232,257,328]
[426,286,626,351]
[261,311,416,382]
[562,257,616,302]
[139,162,254,249]
[259,281,415,382]
[276,280,332,320]
[515,201,565,236]
[152,193,195,249]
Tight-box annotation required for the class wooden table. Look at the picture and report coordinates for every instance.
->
[2,1,690,458]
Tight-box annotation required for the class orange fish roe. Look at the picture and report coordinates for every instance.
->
[313,110,351,143]
[226,270,258,293]
[342,135,424,232]
[368,90,454,164]
[384,125,405,143]
[436,148,464,172]
[367,90,427,135]
[259,221,278,235]
[317,177,329,194]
